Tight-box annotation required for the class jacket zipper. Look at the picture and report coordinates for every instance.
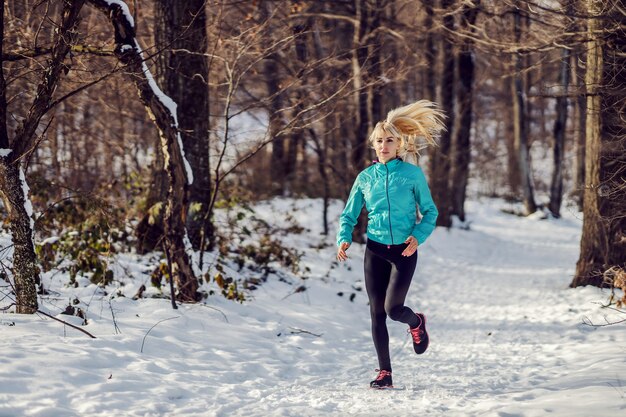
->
[385,164,394,246]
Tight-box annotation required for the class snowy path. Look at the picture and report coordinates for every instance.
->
[1,198,625,416]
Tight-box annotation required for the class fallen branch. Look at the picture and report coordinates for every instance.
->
[36,309,97,339]
[0,282,96,338]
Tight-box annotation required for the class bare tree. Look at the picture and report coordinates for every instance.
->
[87,0,199,301]
[0,0,86,313]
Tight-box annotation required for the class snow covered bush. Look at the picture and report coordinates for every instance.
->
[34,197,132,288]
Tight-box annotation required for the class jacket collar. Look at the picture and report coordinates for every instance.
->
[373,158,402,170]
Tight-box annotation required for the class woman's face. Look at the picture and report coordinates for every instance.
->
[373,131,399,164]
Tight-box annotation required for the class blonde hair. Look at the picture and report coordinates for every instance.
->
[368,100,446,165]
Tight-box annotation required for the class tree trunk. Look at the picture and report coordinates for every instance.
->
[310,127,330,235]
[0,0,86,313]
[511,2,536,215]
[505,72,521,198]
[89,0,199,301]
[153,0,213,251]
[548,47,571,217]
[352,0,370,174]
[423,0,436,103]
[430,0,454,227]
[370,0,384,124]
[285,14,310,194]
[450,1,480,222]
[572,0,626,288]
[572,43,587,211]
[351,0,371,244]
[0,160,39,313]
[260,2,286,195]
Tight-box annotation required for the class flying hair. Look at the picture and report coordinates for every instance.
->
[368,100,447,166]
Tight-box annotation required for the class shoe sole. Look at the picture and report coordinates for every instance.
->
[370,386,406,391]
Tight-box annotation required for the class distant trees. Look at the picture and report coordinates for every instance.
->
[3,0,625,312]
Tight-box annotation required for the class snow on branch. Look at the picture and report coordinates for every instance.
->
[102,0,135,28]
[87,0,193,185]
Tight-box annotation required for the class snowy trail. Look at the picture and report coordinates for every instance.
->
[1,198,625,417]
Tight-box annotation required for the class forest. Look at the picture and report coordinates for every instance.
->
[0,0,624,313]
[1,1,626,415]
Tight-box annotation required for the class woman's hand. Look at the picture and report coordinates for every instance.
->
[402,236,418,257]
[337,242,351,261]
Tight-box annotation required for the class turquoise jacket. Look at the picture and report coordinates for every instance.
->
[337,158,438,246]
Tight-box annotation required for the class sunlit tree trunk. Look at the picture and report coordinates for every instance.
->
[572,0,626,287]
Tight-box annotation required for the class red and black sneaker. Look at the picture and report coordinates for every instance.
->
[370,369,393,389]
[409,313,429,354]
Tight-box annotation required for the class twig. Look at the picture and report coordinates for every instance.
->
[140,316,180,353]
[281,285,307,300]
[582,315,626,327]
[190,303,229,323]
[109,297,121,334]
[288,327,322,337]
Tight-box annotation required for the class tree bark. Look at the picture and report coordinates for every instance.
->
[0,2,6,151]
[430,0,454,227]
[88,0,199,301]
[548,47,571,217]
[511,2,537,215]
[352,0,370,174]
[423,0,436,103]
[285,13,310,194]
[0,160,39,313]
[450,1,480,222]
[153,0,213,251]
[572,42,587,211]
[261,1,286,195]
[572,0,626,288]
[351,0,372,243]
[370,0,385,124]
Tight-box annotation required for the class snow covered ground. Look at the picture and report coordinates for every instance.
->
[1,198,624,417]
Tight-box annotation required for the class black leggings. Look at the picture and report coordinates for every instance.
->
[364,239,420,372]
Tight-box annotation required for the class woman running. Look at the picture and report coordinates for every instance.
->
[336,100,445,389]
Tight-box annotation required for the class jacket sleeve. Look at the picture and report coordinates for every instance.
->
[337,174,365,246]
[411,167,438,245]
